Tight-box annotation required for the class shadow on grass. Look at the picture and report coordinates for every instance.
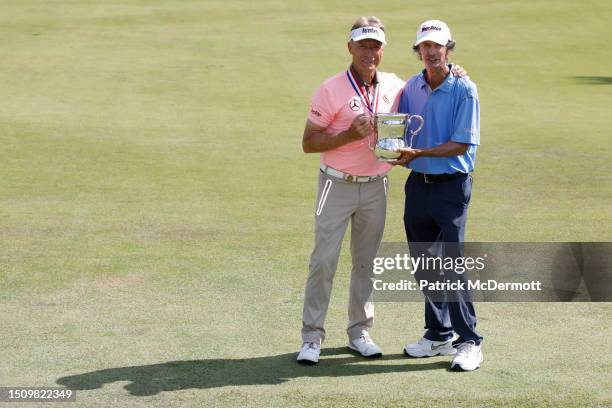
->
[571,76,612,85]
[57,347,448,396]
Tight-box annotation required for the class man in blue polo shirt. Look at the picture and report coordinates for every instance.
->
[392,19,483,371]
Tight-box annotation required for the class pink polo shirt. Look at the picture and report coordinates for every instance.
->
[308,69,405,176]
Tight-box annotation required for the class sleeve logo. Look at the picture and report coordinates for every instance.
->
[310,107,322,117]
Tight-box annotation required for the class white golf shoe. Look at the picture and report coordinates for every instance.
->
[348,334,383,358]
[297,341,321,365]
[450,341,483,371]
[403,336,457,357]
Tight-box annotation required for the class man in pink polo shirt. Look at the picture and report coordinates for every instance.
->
[297,16,404,364]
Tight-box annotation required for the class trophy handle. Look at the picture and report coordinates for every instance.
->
[407,114,424,147]
[408,115,424,135]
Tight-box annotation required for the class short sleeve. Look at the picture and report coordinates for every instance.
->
[451,81,480,145]
[308,84,335,127]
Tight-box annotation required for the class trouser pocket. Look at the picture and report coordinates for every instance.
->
[383,177,388,196]
[316,178,333,216]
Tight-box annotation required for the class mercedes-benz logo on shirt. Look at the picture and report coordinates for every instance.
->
[349,97,361,111]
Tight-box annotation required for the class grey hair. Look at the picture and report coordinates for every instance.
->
[350,16,385,32]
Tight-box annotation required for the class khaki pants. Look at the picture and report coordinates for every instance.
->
[301,171,388,343]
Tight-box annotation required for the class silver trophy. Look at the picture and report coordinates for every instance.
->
[372,113,424,161]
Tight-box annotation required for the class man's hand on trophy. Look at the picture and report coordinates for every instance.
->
[348,114,374,141]
[389,147,420,166]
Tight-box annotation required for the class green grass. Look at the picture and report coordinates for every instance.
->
[1,0,611,406]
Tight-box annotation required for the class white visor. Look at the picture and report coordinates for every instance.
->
[349,26,386,44]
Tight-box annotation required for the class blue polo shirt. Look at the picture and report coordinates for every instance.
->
[398,66,480,174]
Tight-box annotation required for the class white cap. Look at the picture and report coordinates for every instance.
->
[414,20,452,46]
[349,26,387,44]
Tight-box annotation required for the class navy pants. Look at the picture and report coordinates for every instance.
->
[403,171,483,345]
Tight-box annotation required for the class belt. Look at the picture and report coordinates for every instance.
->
[320,164,386,183]
[412,171,466,184]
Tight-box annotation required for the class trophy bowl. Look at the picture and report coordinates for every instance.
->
[373,113,424,161]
